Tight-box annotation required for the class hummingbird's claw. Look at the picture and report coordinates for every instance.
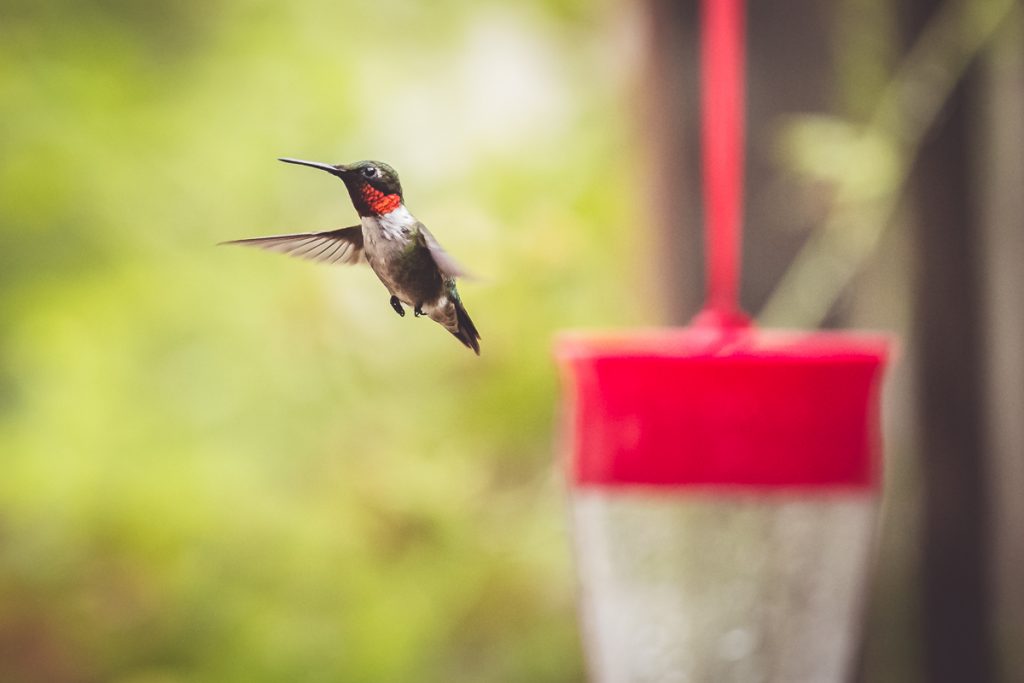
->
[390,296,405,317]
[414,304,426,318]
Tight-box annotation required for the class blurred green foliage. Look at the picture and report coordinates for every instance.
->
[0,0,646,680]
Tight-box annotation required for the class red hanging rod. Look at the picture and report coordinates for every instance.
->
[695,0,750,329]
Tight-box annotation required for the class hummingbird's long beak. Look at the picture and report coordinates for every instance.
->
[278,157,346,176]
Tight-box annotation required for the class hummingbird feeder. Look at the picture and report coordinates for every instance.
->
[555,1,891,681]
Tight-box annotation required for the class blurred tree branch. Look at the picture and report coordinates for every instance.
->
[758,0,1020,327]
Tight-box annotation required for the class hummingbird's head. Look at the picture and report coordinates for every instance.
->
[279,157,403,217]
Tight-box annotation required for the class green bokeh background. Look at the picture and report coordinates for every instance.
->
[0,1,644,680]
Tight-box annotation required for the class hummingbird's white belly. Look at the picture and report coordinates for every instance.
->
[360,208,433,306]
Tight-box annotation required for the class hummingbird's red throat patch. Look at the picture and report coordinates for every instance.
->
[359,182,402,215]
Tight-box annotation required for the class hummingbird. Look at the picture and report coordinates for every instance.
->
[224,158,480,354]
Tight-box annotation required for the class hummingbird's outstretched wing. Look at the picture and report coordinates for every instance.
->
[416,224,473,280]
[220,226,365,265]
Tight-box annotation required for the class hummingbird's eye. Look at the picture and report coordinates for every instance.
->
[361,166,378,179]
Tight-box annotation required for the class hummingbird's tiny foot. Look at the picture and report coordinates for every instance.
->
[390,296,405,317]
[414,304,425,318]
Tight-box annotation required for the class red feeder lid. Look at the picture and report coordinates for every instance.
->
[556,327,890,490]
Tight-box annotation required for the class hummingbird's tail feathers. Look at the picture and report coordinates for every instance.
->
[220,226,366,266]
[452,300,481,355]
